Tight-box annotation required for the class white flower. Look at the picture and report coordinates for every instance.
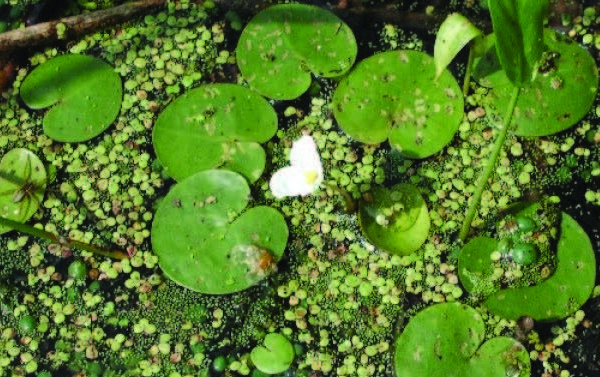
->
[270,135,323,199]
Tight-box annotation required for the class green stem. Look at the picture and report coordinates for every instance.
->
[0,216,128,259]
[458,86,521,242]
[325,183,356,213]
[462,43,475,96]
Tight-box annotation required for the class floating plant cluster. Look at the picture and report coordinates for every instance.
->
[0,1,599,376]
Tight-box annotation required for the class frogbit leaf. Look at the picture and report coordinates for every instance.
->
[434,13,482,79]
[251,333,295,374]
[0,148,47,234]
[489,0,548,86]
[20,54,122,142]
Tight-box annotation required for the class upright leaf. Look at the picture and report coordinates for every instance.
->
[489,0,548,86]
[434,13,482,79]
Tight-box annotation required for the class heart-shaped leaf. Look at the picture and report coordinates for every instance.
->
[395,303,530,377]
[333,50,463,158]
[473,29,599,136]
[0,148,47,234]
[151,170,288,294]
[20,54,122,142]
[153,84,277,182]
[459,210,595,321]
[358,184,429,255]
[236,4,357,100]
[251,333,295,374]
[484,212,595,321]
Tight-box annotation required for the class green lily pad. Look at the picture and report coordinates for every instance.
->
[250,333,295,375]
[473,29,598,136]
[333,50,464,158]
[358,184,430,256]
[0,148,47,234]
[395,302,530,377]
[236,4,357,100]
[459,211,595,321]
[151,170,288,294]
[485,212,595,321]
[153,84,277,182]
[20,54,122,142]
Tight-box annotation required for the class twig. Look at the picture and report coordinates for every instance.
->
[0,0,167,53]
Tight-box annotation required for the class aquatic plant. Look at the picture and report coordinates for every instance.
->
[236,4,357,100]
[153,83,278,183]
[395,302,530,377]
[446,0,599,240]
[19,54,123,142]
[0,148,47,233]
[270,135,323,199]
[459,202,596,321]
[151,169,288,294]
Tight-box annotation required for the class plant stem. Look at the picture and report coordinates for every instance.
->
[462,43,475,96]
[0,216,128,260]
[325,183,356,213]
[458,85,521,242]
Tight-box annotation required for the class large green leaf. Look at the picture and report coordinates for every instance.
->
[489,0,548,86]
[151,170,288,294]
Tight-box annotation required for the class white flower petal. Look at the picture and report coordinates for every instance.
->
[269,166,312,198]
[290,135,322,174]
[270,135,323,199]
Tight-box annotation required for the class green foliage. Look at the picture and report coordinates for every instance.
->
[459,202,596,321]
[20,54,123,142]
[333,50,464,159]
[474,29,599,136]
[236,4,357,100]
[488,0,548,86]
[0,148,47,234]
[250,333,295,374]
[153,84,278,182]
[484,212,595,321]
[358,184,429,255]
[434,13,482,79]
[151,169,288,294]
[395,302,530,377]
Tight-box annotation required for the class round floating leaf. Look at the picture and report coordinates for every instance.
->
[358,184,430,255]
[333,50,463,158]
[484,213,595,321]
[473,29,598,136]
[0,148,47,234]
[20,54,122,142]
[153,84,277,182]
[251,333,295,375]
[237,4,357,100]
[151,170,288,294]
[395,303,530,377]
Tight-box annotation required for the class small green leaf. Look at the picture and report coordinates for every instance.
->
[489,0,548,86]
[251,333,295,375]
[0,148,47,234]
[434,13,482,79]
[20,54,122,142]
[358,184,429,255]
